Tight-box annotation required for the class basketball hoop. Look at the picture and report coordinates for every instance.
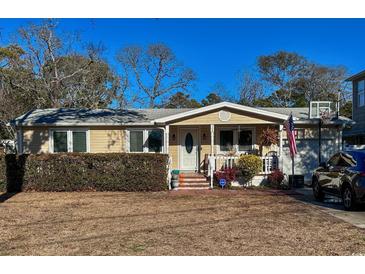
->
[319,108,331,124]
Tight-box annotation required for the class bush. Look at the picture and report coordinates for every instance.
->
[1,153,169,192]
[237,154,262,183]
[267,169,285,189]
[214,168,237,188]
[0,153,5,192]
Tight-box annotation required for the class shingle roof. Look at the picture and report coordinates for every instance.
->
[260,107,309,119]
[261,107,352,124]
[13,108,191,126]
[12,105,352,127]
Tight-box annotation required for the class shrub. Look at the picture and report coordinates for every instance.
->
[0,153,5,192]
[1,153,169,192]
[267,169,285,189]
[215,168,237,188]
[237,154,262,183]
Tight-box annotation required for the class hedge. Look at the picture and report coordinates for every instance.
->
[0,153,169,192]
[0,152,6,192]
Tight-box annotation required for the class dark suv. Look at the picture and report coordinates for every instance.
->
[312,151,365,210]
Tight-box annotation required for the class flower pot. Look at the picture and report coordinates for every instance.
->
[171,179,179,189]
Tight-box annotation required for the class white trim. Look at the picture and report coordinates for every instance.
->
[165,125,169,154]
[126,128,164,153]
[16,122,155,127]
[279,124,283,157]
[154,101,292,124]
[216,126,256,154]
[124,130,130,152]
[210,124,215,155]
[49,128,90,153]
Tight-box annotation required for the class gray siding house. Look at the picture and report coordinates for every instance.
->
[345,70,365,145]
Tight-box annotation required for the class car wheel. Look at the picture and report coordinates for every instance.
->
[342,185,356,211]
[313,178,324,202]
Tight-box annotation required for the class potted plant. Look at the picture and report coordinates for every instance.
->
[171,170,179,189]
[259,127,278,156]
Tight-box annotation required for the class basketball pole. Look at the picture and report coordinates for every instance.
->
[318,119,321,164]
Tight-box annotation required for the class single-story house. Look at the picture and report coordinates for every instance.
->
[12,102,352,189]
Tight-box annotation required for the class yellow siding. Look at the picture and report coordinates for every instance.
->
[23,128,49,154]
[169,126,179,169]
[90,127,125,153]
[171,108,281,125]
[199,125,211,171]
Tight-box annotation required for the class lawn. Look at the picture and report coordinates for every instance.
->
[1,189,365,255]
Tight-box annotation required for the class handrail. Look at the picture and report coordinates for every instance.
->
[207,154,279,184]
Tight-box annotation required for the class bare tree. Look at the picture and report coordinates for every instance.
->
[236,71,264,106]
[16,20,121,108]
[0,20,122,139]
[116,43,196,108]
[297,63,347,102]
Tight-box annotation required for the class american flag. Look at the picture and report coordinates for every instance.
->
[284,114,297,157]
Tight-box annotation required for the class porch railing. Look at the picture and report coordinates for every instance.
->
[207,154,279,189]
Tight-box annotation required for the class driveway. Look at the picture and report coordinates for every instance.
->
[294,187,365,229]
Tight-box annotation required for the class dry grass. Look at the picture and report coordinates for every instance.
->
[1,189,365,256]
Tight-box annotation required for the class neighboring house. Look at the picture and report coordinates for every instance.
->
[12,102,351,187]
[344,70,365,146]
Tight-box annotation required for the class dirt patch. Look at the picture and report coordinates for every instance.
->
[0,190,364,255]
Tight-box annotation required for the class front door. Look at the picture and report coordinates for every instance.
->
[180,128,198,171]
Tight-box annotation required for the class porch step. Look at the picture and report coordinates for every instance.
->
[176,173,210,190]
[175,187,210,190]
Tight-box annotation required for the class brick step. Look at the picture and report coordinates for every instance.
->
[176,186,210,190]
[179,173,206,178]
[179,182,210,187]
[179,177,207,182]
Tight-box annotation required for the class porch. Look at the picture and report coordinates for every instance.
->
[164,123,283,190]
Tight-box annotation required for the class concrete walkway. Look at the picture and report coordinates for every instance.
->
[294,187,365,229]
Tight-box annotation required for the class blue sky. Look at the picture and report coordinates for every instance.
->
[1,18,364,103]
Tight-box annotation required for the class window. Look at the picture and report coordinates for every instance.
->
[130,131,144,152]
[218,128,254,153]
[128,129,164,153]
[238,130,252,151]
[358,80,365,107]
[220,130,234,151]
[53,131,68,152]
[72,131,87,152]
[50,129,89,153]
[327,154,340,167]
[147,130,163,153]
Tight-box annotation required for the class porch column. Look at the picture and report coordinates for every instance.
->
[165,125,169,154]
[210,124,215,155]
[278,124,283,157]
[209,124,215,189]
